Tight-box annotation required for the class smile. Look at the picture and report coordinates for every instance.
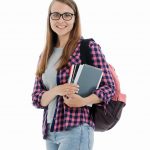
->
[56,25,67,29]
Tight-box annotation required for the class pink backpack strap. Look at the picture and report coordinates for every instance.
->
[109,64,126,103]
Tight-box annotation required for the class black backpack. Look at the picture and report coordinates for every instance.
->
[80,39,126,131]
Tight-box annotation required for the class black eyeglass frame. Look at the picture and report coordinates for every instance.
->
[49,12,75,21]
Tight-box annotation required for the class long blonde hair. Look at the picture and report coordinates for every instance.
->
[36,0,81,77]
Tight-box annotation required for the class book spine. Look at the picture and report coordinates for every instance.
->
[74,65,84,84]
[96,72,103,89]
[68,64,74,83]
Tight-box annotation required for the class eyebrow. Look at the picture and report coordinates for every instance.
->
[50,11,74,14]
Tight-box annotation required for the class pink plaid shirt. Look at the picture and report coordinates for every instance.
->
[32,38,115,139]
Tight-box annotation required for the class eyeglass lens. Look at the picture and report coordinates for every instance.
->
[50,12,74,21]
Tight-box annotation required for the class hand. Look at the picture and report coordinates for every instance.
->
[63,94,87,108]
[56,83,79,96]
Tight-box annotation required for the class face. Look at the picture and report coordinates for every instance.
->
[50,1,75,38]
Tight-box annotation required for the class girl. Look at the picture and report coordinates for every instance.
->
[32,0,115,149]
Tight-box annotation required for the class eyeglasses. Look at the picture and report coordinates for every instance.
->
[50,12,75,21]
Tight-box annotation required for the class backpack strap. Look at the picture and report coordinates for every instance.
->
[80,39,94,65]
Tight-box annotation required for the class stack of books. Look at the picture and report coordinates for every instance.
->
[68,64,103,97]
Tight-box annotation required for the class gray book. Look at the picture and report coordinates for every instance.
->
[74,64,103,97]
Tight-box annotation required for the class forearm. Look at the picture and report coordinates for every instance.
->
[41,87,57,107]
[41,83,79,107]
[84,94,102,106]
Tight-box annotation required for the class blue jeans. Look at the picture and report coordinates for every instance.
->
[46,123,94,150]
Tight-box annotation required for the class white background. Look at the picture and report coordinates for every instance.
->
[0,0,150,149]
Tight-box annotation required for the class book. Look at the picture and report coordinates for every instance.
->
[68,64,75,83]
[71,64,80,83]
[69,64,103,97]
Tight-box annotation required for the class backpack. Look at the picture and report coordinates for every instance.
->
[80,39,126,131]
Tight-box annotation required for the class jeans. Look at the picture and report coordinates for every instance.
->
[46,123,94,150]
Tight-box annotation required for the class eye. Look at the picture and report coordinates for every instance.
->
[63,13,72,18]
[52,12,60,18]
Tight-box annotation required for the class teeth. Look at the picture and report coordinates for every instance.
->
[57,26,66,29]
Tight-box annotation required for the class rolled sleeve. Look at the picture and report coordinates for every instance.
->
[32,77,47,109]
[89,40,115,104]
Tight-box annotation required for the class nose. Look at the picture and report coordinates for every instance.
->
[57,16,64,23]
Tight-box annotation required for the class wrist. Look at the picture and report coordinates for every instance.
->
[50,86,58,97]
[83,96,92,106]
[84,94,102,105]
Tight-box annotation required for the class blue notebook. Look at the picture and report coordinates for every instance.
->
[71,64,103,97]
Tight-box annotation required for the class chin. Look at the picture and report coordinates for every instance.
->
[56,31,70,37]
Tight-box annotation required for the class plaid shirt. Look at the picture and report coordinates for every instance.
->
[32,38,115,139]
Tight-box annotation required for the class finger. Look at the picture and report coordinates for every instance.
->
[64,85,79,96]
[65,88,69,95]
[66,93,72,98]
[68,83,79,88]
[72,88,79,94]
[63,95,69,100]
[69,86,79,92]
[68,89,78,94]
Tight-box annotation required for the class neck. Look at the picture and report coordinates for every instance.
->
[56,34,70,48]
